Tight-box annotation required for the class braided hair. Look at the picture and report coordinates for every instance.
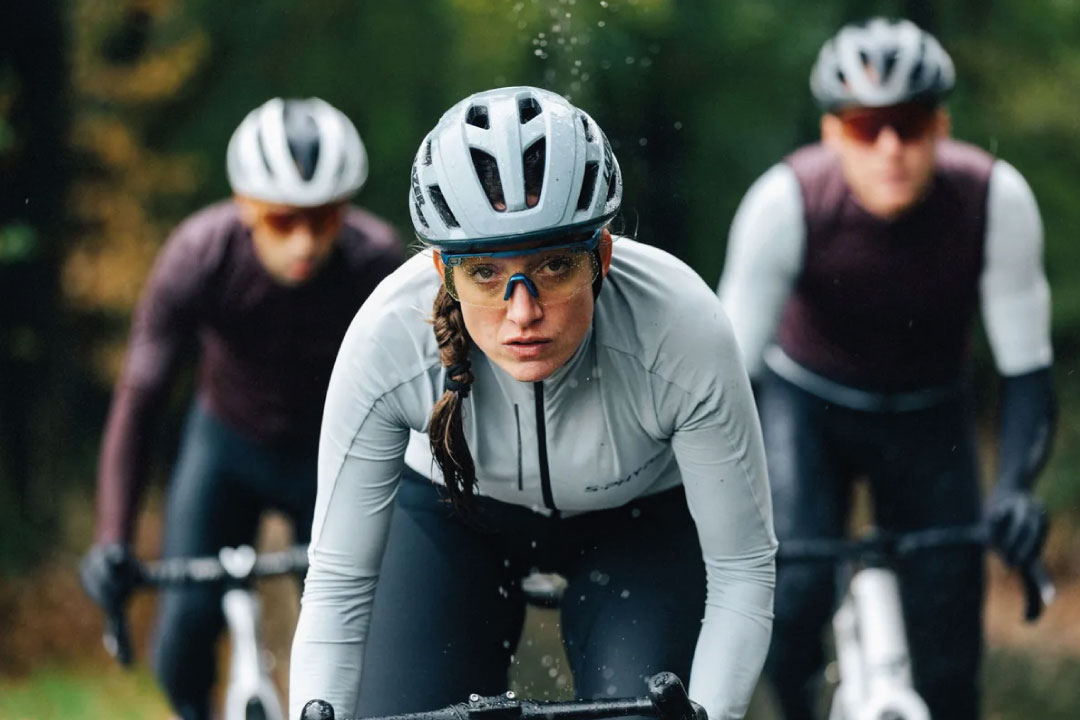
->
[429,286,477,512]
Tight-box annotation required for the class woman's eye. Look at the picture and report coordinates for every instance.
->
[540,256,573,274]
[465,265,499,282]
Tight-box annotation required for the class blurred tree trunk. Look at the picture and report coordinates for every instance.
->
[0,0,68,538]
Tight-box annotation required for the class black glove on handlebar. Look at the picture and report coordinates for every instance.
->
[79,543,140,608]
[301,700,335,720]
[986,489,1048,568]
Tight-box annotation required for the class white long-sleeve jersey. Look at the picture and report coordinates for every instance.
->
[290,238,777,720]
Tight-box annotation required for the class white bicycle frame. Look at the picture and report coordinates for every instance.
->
[217,545,287,720]
[827,567,928,720]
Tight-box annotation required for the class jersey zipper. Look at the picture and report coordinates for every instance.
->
[533,382,557,511]
[514,404,523,491]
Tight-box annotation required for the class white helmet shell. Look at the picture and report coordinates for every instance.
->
[410,86,622,249]
[227,97,368,207]
[811,18,955,111]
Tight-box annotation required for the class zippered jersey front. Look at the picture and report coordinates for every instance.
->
[292,238,776,720]
[402,318,680,513]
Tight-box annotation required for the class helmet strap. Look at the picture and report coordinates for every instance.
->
[591,248,604,300]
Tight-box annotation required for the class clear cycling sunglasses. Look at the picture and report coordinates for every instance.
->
[441,228,602,308]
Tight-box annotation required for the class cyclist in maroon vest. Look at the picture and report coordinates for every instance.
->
[717,18,1054,720]
[78,97,404,720]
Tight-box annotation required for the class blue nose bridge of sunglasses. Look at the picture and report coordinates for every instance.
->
[503,273,541,301]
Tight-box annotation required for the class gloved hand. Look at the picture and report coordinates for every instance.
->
[301,700,335,720]
[986,488,1048,568]
[79,543,140,609]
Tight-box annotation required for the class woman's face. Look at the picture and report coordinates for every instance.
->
[435,231,614,383]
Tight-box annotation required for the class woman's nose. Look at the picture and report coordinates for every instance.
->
[505,279,544,325]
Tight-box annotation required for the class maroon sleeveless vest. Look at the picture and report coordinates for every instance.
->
[777,140,995,393]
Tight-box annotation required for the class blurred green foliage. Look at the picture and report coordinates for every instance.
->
[3,0,1080,548]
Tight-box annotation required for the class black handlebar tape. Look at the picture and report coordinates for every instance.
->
[301,699,335,720]
[647,672,705,720]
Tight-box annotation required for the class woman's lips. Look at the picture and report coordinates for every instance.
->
[503,338,551,359]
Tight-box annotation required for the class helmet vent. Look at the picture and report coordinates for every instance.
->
[411,167,429,230]
[881,50,898,82]
[523,138,545,205]
[428,185,459,228]
[518,96,542,124]
[283,102,321,180]
[579,113,594,142]
[465,105,490,129]
[909,60,925,86]
[577,162,599,211]
[605,167,618,203]
[423,139,433,166]
[470,149,505,211]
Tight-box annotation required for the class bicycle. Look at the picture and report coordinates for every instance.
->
[778,525,1056,720]
[298,670,706,720]
[93,543,309,720]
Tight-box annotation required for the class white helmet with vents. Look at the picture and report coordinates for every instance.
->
[410,86,622,250]
[227,97,368,207]
[811,18,955,111]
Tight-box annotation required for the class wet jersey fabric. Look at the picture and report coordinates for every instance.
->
[96,200,403,543]
[289,239,777,720]
[717,140,1052,397]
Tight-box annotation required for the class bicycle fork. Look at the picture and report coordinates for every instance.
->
[222,588,285,720]
[830,568,930,720]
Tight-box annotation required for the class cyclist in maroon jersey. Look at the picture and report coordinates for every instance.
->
[78,97,404,720]
[717,18,1054,720]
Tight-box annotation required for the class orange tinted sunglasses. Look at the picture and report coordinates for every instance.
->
[839,103,938,144]
[261,203,344,234]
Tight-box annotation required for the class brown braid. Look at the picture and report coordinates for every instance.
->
[429,285,477,512]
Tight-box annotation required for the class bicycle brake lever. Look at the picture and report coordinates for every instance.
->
[1020,560,1056,623]
[103,605,134,667]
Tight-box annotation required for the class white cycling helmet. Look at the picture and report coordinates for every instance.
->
[410,86,622,251]
[227,97,368,207]
[811,18,955,111]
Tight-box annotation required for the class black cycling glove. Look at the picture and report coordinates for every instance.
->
[301,699,336,720]
[986,487,1048,568]
[79,542,140,608]
[987,368,1055,568]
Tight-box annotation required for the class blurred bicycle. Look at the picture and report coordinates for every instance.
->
[83,543,308,720]
[778,525,1054,720]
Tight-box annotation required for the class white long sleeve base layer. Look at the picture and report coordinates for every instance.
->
[717,159,1053,381]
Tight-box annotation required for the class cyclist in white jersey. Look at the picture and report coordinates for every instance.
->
[288,87,776,720]
[717,18,1054,720]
